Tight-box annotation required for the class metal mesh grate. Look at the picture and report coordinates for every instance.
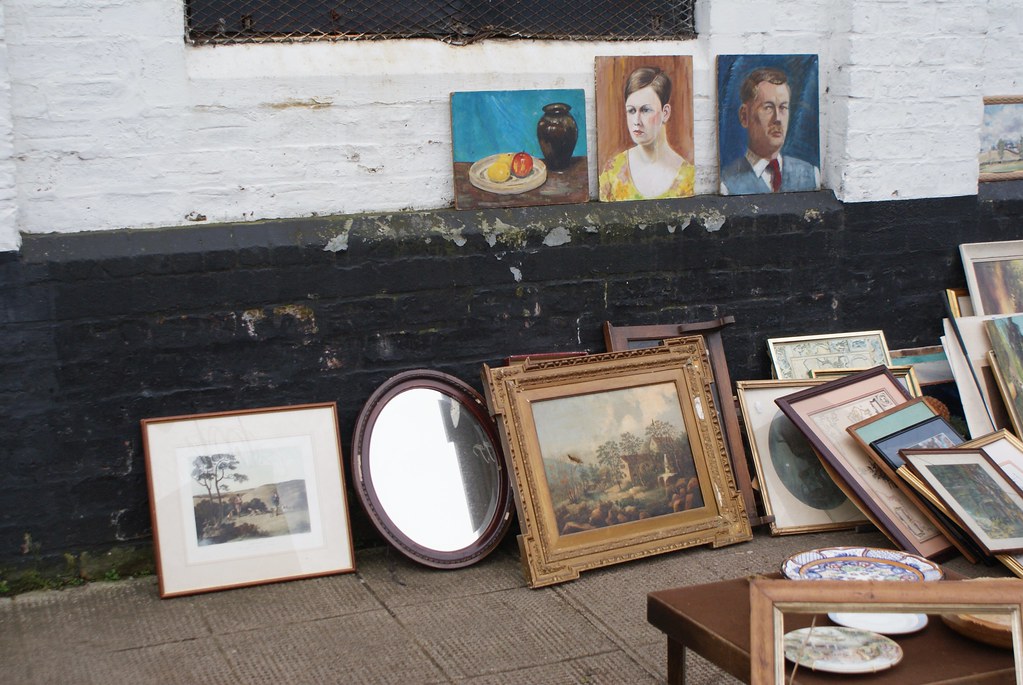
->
[185,0,696,46]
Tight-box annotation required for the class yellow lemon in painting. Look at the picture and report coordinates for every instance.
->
[487,160,511,183]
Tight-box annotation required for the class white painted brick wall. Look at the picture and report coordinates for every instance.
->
[0,0,1018,249]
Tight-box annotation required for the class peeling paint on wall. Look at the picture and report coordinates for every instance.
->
[263,99,333,110]
[699,210,727,232]
[241,309,265,337]
[273,304,318,335]
[509,266,522,282]
[543,226,571,246]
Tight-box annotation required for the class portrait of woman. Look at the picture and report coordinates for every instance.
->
[596,56,695,202]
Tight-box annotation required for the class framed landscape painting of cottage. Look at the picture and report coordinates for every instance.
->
[980,96,1023,182]
[450,88,588,210]
[482,338,752,587]
[142,403,354,597]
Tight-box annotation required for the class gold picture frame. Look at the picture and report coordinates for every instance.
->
[749,577,1023,685]
[602,316,767,528]
[767,330,891,380]
[735,379,867,535]
[980,95,1023,183]
[811,364,922,397]
[482,337,752,588]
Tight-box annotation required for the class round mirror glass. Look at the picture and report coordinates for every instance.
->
[353,370,513,567]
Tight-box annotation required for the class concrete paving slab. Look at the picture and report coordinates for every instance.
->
[394,585,617,680]
[9,577,210,653]
[455,649,662,684]
[356,545,525,608]
[28,638,238,685]
[216,609,448,684]
[197,571,379,634]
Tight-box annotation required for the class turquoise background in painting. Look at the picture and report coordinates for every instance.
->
[451,89,587,163]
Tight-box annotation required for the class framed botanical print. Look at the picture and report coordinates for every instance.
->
[768,331,891,379]
[142,403,355,597]
[482,337,752,587]
[774,367,954,559]
[736,379,867,535]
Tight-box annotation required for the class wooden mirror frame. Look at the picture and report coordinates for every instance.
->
[352,369,514,568]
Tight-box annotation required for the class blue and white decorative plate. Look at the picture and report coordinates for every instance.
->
[781,546,943,581]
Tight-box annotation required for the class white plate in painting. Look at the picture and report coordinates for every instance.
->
[781,546,944,582]
[785,626,903,674]
[828,612,928,635]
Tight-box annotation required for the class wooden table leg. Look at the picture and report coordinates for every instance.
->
[666,636,686,685]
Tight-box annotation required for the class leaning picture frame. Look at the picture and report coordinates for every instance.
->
[963,430,1023,576]
[767,330,891,380]
[482,337,753,588]
[960,239,1023,316]
[845,397,940,469]
[749,576,1023,685]
[811,364,922,397]
[736,379,867,535]
[141,403,355,597]
[980,95,1023,183]
[775,366,954,559]
[986,314,1023,437]
[902,447,1023,555]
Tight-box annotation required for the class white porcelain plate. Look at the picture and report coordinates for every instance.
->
[828,612,928,635]
[781,546,944,582]
[784,626,903,674]
[467,153,547,195]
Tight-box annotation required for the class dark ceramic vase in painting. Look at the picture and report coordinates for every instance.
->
[536,103,578,171]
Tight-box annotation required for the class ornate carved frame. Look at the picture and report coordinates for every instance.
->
[482,336,752,588]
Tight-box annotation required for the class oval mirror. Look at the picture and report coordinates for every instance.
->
[353,369,514,568]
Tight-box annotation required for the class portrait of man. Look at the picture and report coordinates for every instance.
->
[717,54,821,196]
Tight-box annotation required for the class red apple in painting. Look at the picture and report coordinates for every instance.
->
[511,152,533,178]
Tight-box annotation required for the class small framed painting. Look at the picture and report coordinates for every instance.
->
[960,240,1023,317]
[980,96,1023,182]
[142,403,354,597]
[768,331,891,380]
[902,447,1023,555]
[986,315,1023,437]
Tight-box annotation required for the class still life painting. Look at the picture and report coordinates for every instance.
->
[980,96,1023,182]
[717,54,821,196]
[595,55,694,202]
[450,88,588,209]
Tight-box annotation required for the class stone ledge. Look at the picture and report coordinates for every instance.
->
[20,191,843,263]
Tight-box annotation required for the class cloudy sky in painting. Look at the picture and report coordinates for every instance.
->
[530,382,687,465]
[981,103,1023,150]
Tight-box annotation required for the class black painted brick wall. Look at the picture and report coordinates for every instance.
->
[2,186,1021,569]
